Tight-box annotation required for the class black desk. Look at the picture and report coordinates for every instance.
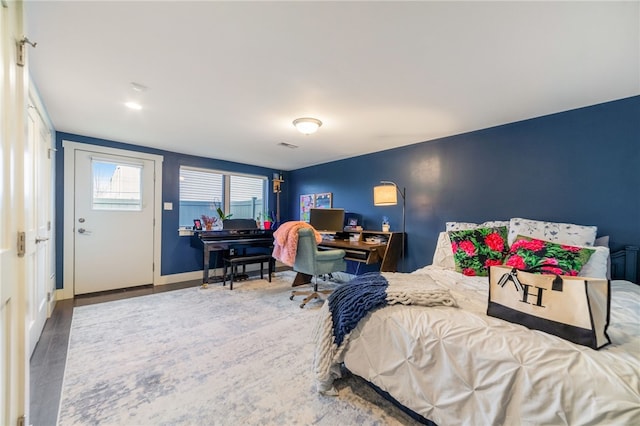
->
[190,229,274,284]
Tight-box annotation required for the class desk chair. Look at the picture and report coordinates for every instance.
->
[290,228,346,308]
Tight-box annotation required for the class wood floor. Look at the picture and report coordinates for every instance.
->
[29,278,213,426]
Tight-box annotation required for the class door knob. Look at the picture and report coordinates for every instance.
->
[77,228,91,234]
[35,237,49,243]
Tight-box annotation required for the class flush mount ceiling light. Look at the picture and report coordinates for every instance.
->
[293,117,322,135]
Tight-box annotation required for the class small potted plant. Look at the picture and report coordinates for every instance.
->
[382,216,390,232]
[262,212,272,230]
[216,207,232,221]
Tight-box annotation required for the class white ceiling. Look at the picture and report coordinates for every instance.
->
[24,1,639,171]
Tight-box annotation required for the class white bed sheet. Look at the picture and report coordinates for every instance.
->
[342,266,640,426]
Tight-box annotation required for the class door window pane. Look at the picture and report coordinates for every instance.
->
[92,160,142,211]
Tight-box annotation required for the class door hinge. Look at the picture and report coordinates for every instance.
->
[17,415,25,426]
[152,262,155,272]
[17,232,26,257]
[47,292,51,302]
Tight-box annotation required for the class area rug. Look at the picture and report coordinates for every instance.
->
[57,272,422,425]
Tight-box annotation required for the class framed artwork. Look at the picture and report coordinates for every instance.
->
[314,192,332,209]
[299,194,315,222]
[193,219,203,230]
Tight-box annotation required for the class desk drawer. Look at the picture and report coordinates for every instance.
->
[343,249,369,261]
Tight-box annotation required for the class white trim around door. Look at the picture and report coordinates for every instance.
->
[62,141,164,300]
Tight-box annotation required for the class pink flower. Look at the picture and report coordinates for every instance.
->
[462,268,476,276]
[510,239,528,251]
[542,257,559,265]
[505,255,526,269]
[485,233,505,252]
[561,245,581,252]
[522,239,546,251]
[459,240,476,257]
[451,242,458,253]
[484,259,503,268]
[541,266,564,275]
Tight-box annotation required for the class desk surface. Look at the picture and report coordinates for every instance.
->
[319,239,386,251]
[319,231,403,272]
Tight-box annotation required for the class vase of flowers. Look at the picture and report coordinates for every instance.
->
[201,215,217,231]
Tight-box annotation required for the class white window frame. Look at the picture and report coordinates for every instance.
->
[179,165,268,227]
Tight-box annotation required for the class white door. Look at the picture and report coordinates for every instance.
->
[2,1,29,424]
[26,104,52,356]
[73,149,155,294]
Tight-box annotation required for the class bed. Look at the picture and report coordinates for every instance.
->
[314,218,640,426]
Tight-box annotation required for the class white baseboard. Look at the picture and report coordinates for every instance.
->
[55,288,67,301]
[55,261,287,299]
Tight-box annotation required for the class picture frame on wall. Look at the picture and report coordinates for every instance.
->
[314,192,332,209]
[299,194,315,222]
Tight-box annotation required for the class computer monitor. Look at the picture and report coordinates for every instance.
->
[309,208,345,233]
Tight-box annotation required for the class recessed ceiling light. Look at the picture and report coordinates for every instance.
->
[125,101,142,110]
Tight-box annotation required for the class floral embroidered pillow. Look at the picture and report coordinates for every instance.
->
[504,235,595,276]
[448,226,508,276]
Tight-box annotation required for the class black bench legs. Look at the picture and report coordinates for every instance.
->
[222,254,274,290]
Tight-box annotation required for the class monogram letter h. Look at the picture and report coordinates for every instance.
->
[520,285,546,307]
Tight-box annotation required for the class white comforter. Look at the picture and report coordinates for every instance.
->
[340,266,640,426]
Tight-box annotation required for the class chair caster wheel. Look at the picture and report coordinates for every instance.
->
[300,304,305,309]
[289,295,294,300]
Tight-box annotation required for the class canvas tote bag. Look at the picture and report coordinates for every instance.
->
[488,265,611,349]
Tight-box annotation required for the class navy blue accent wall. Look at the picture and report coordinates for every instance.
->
[55,132,289,289]
[55,96,639,288]
[288,96,640,275]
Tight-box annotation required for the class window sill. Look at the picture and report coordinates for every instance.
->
[179,227,194,237]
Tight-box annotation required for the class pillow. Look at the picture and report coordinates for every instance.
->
[578,245,609,279]
[507,218,597,247]
[448,226,508,276]
[446,220,509,232]
[504,235,595,276]
[594,235,611,279]
[432,232,456,270]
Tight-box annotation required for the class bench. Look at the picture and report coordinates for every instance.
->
[222,254,274,290]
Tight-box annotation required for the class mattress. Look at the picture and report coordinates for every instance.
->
[341,266,640,426]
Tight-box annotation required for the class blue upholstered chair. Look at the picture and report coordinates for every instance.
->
[290,227,346,308]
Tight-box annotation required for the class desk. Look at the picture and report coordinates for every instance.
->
[319,231,403,272]
[190,229,274,284]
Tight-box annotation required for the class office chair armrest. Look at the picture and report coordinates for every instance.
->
[316,249,346,262]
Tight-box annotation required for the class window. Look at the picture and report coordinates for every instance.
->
[179,166,267,227]
[92,159,142,211]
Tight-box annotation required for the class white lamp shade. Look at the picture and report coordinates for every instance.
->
[373,185,398,205]
[293,117,322,134]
